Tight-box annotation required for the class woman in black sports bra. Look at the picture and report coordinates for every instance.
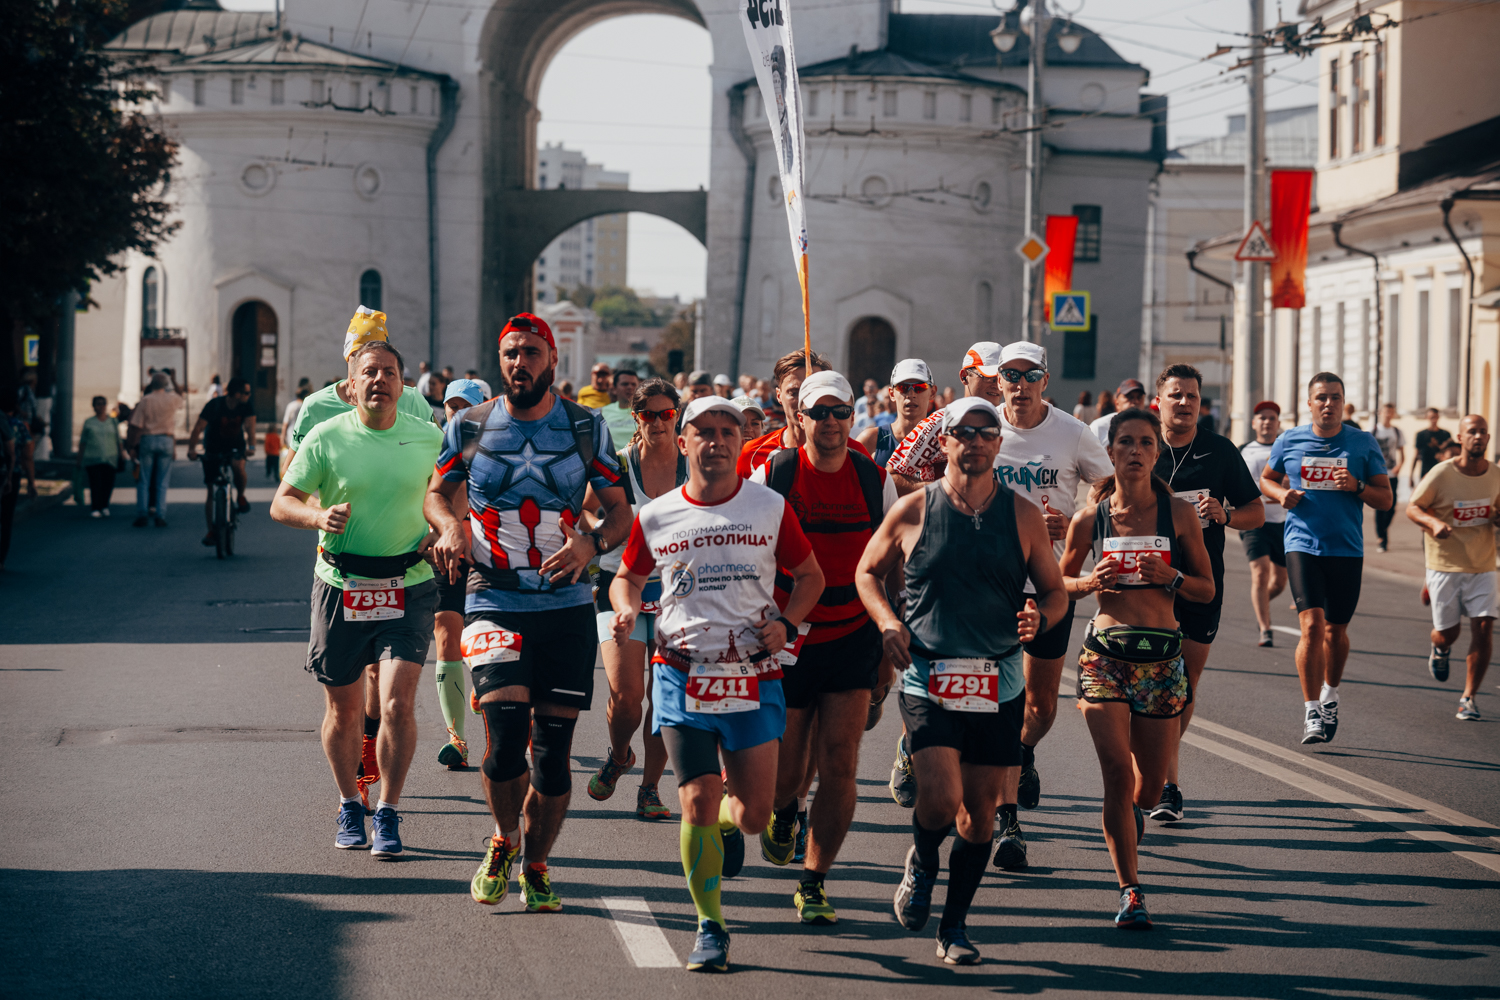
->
[1058,407,1214,930]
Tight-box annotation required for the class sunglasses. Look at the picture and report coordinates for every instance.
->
[945,425,1002,442]
[801,404,854,421]
[894,381,933,395]
[998,368,1047,384]
[634,407,678,424]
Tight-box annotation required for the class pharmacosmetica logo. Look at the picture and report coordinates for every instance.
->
[670,562,695,597]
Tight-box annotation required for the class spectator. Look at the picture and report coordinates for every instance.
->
[414,361,433,397]
[1343,403,1360,429]
[282,381,311,435]
[1198,398,1216,436]
[738,373,756,396]
[873,395,896,429]
[941,385,955,407]
[425,372,449,421]
[712,373,734,398]
[441,365,456,383]
[557,379,577,401]
[1072,390,1093,420]
[206,374,223,400]
[601,368,639,448]
[673,371,689,392]
[687,370,713,400]
[127,371,183,528]
[78,396,121,517]
[264,423,283,481]
[1413,408,1452,486]
[1372,402,1405,553]
[1096,388,1116,421]
[17,371,39,428]
[754,378,774,407]
[578,363,614,408]
[2,389,36,572]
[853,377,880,429]
[1091,379,1145,444]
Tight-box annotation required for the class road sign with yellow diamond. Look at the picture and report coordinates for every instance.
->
[1015,233,1049,266]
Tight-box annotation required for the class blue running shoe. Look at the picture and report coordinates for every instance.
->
[793,810,808,863]
[371,807,403,859]
[1115,886,1152,929]
[335,800,369,850]
[686,919,730,972]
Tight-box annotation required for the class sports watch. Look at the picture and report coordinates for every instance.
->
[1164,570,1185,594]
[587,530,607,555]
[776,616,798,645]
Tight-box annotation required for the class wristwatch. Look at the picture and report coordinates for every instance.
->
[1165,570,1185,594]
[587,530,607,555]
[1354,479,1367,496]
[776,616,798,645]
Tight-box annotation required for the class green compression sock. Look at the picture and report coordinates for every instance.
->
[435,660,466,742]
[718,794,737,834]
[680,821,725,927]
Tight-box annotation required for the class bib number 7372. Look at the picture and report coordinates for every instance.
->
[686,662,760,714]
[927,658,1001,713]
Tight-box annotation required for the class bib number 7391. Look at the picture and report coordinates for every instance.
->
[686,662,760,714]
[342,577,405,621]
[927,658,1000,713]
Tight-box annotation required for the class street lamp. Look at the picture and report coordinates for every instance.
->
[990,17,1020,53]
[1001,0,1052,341]
[1057,21,1082,54]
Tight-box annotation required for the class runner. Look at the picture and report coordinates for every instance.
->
[186,376,256,547]
[857,396,1067,964]
[731,396,766,439]
[585,378,686,820]
[577,363,614,409]
[1090,379,1147,446]
[1058,406,1215,927]
[427,312,631,912]
[1411,407,1451,489]
[857,359,935,473]
[269,339,444,858]
[1148,364,1265,822]
[1406,415,1500,721]
[891,342,1113,869]
[750,369,897,925]
[1238,401,1288,647]
[429,379,488,769]
[1373,403,1406,553]
[600,368,640,450]
[1260,373,1392,745]
[609,395,823,972]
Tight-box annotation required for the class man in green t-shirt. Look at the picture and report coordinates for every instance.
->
[600,368,639,450]
[272,340,444,859]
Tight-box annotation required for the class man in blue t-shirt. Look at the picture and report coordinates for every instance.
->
[1261,372,1393,747]
[427,312,631,914]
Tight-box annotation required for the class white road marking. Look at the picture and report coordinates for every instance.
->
[1271,625,1302,637]
[603,897,680,968]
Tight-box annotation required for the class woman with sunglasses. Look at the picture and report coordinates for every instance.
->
[1057,407,1214,930]
[583,378,688,820]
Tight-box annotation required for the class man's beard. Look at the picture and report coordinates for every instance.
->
[500,365,555,409]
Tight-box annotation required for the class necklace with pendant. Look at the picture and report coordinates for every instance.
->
[951,479,996,530]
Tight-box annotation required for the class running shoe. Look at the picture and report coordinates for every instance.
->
[587,745,636,801]
[760,810,797,866]
[893,845,937,932]
[438,736,469,770]
[1301,707,1327,745]
[236,497,251,513]
[636,784,671,820]
[1017,762,1041,811]
[133,516,150,528]
[935,925,981,965]
[723,825,746,879]
[794,881,838,925]
[1149,783,1184,823]
[201,532,216,547]
[1115,886,1152,929]
[1378,541,1388,553]
[1258,629,1274,647]
[890,733,917,808]
[522,864,562,912]
[1457,697,1481,721]
[1134,804,1145,845]
[793,810,808,863]
[686,919,730,973]
[1421,586,1431,606]
[993,813,1028,871]
[1429,645,1451,682]
[1320,700,1339,743]
[370,807,402,860]
[471,835,520,905]
[470,688,481,714]
[335,800,369,850]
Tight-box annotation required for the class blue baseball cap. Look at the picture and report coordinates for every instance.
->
[444,378,487,406]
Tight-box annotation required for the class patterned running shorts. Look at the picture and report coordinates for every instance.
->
[1076,647,1191,719]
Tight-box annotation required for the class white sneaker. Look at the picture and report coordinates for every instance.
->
[101,508,111,517]
[1457,697,1480,721]
[90,510,103,519]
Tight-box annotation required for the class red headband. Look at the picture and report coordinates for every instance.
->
[499,313,555,353]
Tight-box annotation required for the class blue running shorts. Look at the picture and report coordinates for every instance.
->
[651,663,785,753]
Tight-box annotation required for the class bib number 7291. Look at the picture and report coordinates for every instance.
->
[927,658,1000,713]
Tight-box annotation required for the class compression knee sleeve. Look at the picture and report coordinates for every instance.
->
[479,702,531,784]
[529,715,578,796]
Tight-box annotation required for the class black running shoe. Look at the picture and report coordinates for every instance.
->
[1301,708,1327,744]
[1320,700,1339,743]
[893,845,937,931]
[993,815,1028,871]
[722,825,745,879]
[1017,763,1041,811]
[1429,645,1450,682]
[1149,783,1183,823]
[935,924,981,965]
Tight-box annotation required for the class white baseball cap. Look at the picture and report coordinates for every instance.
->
[939,396,1003,433]
[730,395,766,417]
[999,341,1048,370]
[961,342,1003,376]
[890,358,933,385]
[681,395,746,427]
[797,370,854,408]
[713,373,733,386]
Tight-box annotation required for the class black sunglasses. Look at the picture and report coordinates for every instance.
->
[998,368,1047,384]
[801,403,854,421]
[946,425,1002,442]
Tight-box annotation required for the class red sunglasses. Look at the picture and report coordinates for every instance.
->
[635,407,679,424]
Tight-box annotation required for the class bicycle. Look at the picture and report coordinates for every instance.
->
[207,453,239,559]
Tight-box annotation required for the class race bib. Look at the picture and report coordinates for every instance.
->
[1300,455,1348,490]
[927,658,1000,713]
[1452,498,1493,525]
[640,576,663,616]
[1173,489,1211,528]
[685,662,760,714]
[1101,536,1171,585]
[342,577,405,621]
[776,621,813,669]
[460,622,523,668]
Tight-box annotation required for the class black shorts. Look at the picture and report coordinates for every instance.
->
[1240,522,1286,566]
[200,450,244,484]
[435,566,467,616]
[1174,591,1223,645]
[1286,551,1364,625]
[897,689,1025,767]
[782,618,881,710]
[1022,600,1076,661]
[464,604,598,710]
[306,577,437,687]
[594,569,616,613]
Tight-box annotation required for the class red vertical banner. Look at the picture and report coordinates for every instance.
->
[1043,214,1078,321]
[1269,169,1313,309]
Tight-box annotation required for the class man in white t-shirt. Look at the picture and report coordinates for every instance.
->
[1090,378,1147,445]
[1373,402,1406,553]
[1238,401,1289,647]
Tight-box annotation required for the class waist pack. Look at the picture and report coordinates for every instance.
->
[1083,621,1183,664]
[321,549,425,579]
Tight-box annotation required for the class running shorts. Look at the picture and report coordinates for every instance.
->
[1076,625,1190,719]
[464,604,598,710]
[1286,551,1363,625]
[652,666,786,753]
[898,688,1024,767]
[435,567,467,616]
[1240,521,1286,566]
[1426,569,1498,631]
[594,569,615,613]
[1174,592,1223,645]
[306,577,437,687]
[1021,599,1076,660]
[782,618,881,709]
[596,609,655,645]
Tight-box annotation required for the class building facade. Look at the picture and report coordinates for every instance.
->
[532,145,629,305]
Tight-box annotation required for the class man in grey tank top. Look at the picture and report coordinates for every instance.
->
[856,397,1067,965]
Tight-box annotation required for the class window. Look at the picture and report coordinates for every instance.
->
[349,82,361,107]
[142,267,159,333]
[1350,50,1364,153]
[1448,286,1463,408]
[539,175,546,187]
[1328,56,1340,160]
[1386,292,1400,403]
[991,96,1003,124]
[359,269,382,311]
[1072,205,1101,262]
[193,78,205,106]
[1335,301,1346,378]
[410,85,419,113]
[1063,317,1097,380]
[1374,42,1386,146]
[807,89,819,117]
[1417,289,1430,409]
[922,91,937,119]
[231,78,244,104]
[843,90,856,116]
[270,78,284,105]
[312,78,325,103]
[1360,299,1371,409]
[960,94,972,122]
[883,90,897,117]
[1311,306,1322,375]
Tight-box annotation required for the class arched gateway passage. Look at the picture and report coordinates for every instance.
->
[478,0,708,377]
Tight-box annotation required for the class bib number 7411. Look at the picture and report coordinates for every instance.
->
[686,663,760,714]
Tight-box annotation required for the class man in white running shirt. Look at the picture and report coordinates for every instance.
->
[1239,401,1288,647]
[1089,379,1147,446]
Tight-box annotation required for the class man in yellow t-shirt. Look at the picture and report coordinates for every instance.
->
[576,363,614,409]
[1407,414,1500,722]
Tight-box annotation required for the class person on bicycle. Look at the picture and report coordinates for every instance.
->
[188,376,256,547]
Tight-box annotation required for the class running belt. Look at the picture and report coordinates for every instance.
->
[1082,621,1183,663]
[320,548,425,579]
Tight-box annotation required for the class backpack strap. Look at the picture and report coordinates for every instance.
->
[459,397,502,470]
[1091,497,1111,564]
[849,449,885,528]
[556,393,612,515]
[766,444,799,499]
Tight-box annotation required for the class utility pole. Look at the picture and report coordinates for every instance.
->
[1245,0,1266,408]
[1021,0,1048,343]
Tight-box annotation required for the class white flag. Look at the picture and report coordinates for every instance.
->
[741,0,811,361]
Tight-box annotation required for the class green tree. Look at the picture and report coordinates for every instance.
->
[650,303,695,376]
[592,285,662,328]
[562,284,595,308]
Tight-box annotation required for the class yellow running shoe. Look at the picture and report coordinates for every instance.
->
[794,881,838,925]
[471,835,519,905]
[522,864,563,912]
[760,809,797,866]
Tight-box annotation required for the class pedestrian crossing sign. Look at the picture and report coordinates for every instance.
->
[1050,291,1090,332]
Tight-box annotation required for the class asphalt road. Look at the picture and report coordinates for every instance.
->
[3,460,1498,999]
